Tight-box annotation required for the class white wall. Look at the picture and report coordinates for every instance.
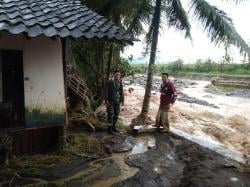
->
[0,33,65,111]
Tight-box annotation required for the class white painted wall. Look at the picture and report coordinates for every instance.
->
[0,32,65,111]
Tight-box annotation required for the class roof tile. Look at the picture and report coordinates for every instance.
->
[0,0,135,43]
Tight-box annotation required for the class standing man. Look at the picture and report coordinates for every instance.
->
[155,73,177,132]
[105,70,124,134]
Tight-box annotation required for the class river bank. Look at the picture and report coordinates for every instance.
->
[121,75,250,159]
[1,75,249,186]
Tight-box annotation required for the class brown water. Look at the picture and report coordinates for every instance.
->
[121,79,250,163]
[92,135,155,187]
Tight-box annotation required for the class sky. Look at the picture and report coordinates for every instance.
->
[122,0,250,63]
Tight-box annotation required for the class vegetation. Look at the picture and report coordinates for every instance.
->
[25,102,64,127]
[69,0,151,109]
[130,59,250,76]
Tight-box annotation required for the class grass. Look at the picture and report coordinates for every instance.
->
[206,84,236,93]
[25,101,65,127]
[116,119,133,134]
[131,63,250,78]
[0,131,109,181]
[173,72,250,78]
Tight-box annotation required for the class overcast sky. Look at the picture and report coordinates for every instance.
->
[122,0,250,63]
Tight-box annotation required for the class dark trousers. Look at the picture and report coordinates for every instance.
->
[107,104,120,127]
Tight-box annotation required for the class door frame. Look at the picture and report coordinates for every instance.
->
[0,49,25,128]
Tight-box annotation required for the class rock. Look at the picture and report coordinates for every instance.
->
[123,80,131,85]
[178,93,219,108]
[203,95,213,98]
[112,136,136,153]
[226,92,234,96]
[190,82,198,85]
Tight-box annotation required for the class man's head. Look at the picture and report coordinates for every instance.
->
[113,70,121,81]
[161,73,169,82]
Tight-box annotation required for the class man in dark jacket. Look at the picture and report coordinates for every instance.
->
[105,70,124,134]
[155,73,177,132]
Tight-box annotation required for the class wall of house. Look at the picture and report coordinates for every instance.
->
[0,33,65,127]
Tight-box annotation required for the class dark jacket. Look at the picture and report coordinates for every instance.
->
[105,79,124,105]
[160,81,176,106]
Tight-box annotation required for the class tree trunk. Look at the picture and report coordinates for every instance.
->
[100,44,113,104]
[95,41,105,97]
[248,53,250,68]
[106,44,113,84]
[140,0,161,119]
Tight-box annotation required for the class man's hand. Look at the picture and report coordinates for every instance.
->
[172,94,177,105]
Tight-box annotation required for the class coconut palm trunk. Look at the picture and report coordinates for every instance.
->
[140,0,162,119]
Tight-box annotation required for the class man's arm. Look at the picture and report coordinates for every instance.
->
[170,82,177,104]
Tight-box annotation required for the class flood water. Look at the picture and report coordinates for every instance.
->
[120,78,250,163]
[180,80,250,120]
[94,78,250,186]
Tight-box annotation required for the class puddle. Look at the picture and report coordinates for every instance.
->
[92,153,138,187]
[130,135,156,155]
[92,135,155,187]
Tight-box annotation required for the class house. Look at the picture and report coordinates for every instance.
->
[0,0,134,155]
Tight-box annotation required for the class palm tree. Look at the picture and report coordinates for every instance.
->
[135,0,250,120]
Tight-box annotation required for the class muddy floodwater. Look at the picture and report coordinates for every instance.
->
[93,135,155,187]
[120,78,250,162]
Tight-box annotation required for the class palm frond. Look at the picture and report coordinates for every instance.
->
[190,0,249,55]
[164,0,192,39]
[125,0,153,36]
[143,17,155,56]
[221,0,249,4]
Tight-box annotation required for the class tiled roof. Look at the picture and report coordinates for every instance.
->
[0,0,135,43]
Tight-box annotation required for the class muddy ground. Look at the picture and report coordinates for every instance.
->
[3,132,249,187]
[1,75,250,187]
[113,133,250,187]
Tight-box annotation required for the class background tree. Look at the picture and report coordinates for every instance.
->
[137,0,250,122]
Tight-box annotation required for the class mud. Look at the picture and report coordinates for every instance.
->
[113,133,250,187]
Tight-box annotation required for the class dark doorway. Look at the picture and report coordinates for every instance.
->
[0,50,25,128]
